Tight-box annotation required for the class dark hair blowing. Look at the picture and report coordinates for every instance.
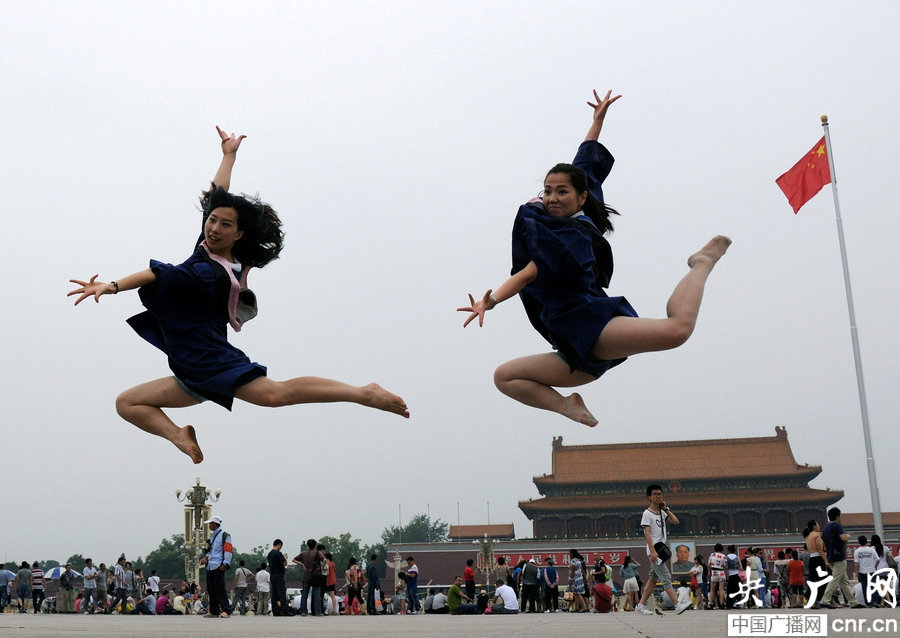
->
[545,163,620,235]
[871,534,884,558]
[201,185,284,268]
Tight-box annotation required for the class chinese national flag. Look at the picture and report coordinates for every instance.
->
[776,137,831,213]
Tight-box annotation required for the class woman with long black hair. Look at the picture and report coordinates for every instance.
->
[70,128,408,463]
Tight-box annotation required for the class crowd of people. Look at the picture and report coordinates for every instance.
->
[0,557,207,615]
[693,508,899,611]
[3,502,897,619]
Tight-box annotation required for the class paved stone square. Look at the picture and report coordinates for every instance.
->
[1,608,898,638]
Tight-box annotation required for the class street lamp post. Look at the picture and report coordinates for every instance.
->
[474,533,495,590]
[175,477,221,585]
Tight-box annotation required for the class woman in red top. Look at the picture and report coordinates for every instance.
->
[463,559,478,599]
[324,552,338,615]
[787,550,805,608]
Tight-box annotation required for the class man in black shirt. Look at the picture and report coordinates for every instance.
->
[366,554,381,615]
[267,539,291,616]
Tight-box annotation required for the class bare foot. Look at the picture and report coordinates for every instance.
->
[687,235,732,269]
[361,383,410,418]
[561,392,598,427]
[173,425,204,464]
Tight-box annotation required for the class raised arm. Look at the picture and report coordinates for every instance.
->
[68,269,156,305]
[457,261,538,327]
[584,89,621,142]
[212,125,246,191]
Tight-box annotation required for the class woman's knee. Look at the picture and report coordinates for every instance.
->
[663,318,695,349]
[115,391,135,418]
[493,363,515,391]
[239,379,285,407]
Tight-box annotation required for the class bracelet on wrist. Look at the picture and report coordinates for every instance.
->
[489,294,498,306]
[111,281,119,294]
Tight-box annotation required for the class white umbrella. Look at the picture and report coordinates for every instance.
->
[43,566,81,579]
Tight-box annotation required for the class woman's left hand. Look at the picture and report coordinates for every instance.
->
[587,89,621,127]
[216,125,246,155]
[457,290,496,327]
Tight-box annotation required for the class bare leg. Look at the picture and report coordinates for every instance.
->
[592,236,731,361]
[493,353,600,426]
[115,378,203,463]
[665,587,678,605]
[234,376,409,417]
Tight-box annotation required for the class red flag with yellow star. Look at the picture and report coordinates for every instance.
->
[776,137,831,213]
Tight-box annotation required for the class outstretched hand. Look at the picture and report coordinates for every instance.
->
[216,125,246,155]
[587,89,621,129]
[68,275,110,305]
[457,290,496,327]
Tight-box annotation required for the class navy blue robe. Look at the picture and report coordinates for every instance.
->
[511,141,637,374]
[126,242,266,410]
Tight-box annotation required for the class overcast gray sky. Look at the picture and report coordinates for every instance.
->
[2,0,898,564]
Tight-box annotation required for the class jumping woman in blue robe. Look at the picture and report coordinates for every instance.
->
[70,127,409,463]
[459,90,731,427]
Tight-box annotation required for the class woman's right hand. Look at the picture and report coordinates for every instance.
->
[67,275,113,305]
[457,290,496,327]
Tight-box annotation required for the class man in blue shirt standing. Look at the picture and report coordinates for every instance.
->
[819,507,862,608]
[543,557,560,612]
[366,554,381,615]
[200,515,233,618]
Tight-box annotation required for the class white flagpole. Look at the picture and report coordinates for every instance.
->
[820,115,884,538]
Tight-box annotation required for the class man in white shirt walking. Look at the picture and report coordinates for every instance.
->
[233,560,255,615]
[635,484,691,616]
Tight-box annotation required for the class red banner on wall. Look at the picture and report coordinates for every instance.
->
[496,550,632,567]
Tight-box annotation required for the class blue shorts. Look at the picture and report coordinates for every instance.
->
[555,351,615,378]
[176,377,208,403]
